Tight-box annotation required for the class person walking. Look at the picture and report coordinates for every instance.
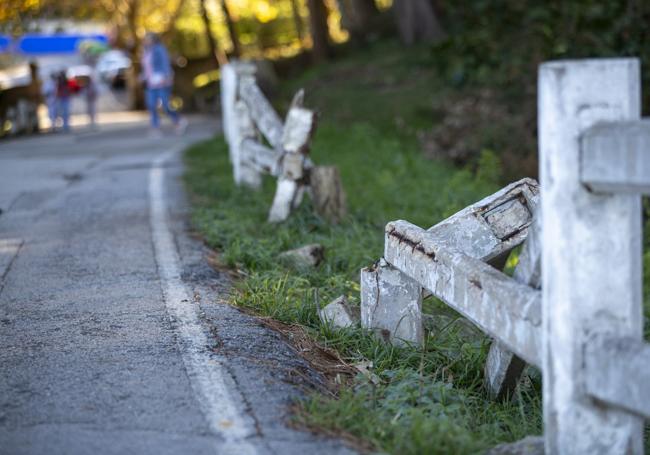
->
[85,71,98,129]
[55,71,72,133]
[141,33,187,136]
[42,73,57,131]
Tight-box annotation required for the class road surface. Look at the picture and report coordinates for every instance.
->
[0,117,353,455]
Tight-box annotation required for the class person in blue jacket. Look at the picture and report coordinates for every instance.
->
[141,33,187,135]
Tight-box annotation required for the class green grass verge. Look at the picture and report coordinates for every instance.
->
[185,40,650,453]
[184,131,542,453]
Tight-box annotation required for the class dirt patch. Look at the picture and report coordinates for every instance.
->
[255,316,358,393]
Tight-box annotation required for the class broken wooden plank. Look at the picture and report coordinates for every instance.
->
[361,179,538,348]
[281,106,316,155]
[319,295,360,329]
[426,178,539,262]
[238,76,284,149]
[268,178,301,223]
[281,153,305,180]
[421,178,538,300]
[581,119,650,194]
[585,335,650,420]
[240,139,282,176]
[384,220,542,367]
[512,216,542,289]
[484,214,541,400]
[484,342,527,400]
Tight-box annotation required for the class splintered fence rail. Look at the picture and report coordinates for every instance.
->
[361,178,541,401]
[220,61,346,223]
[361,58,650,454]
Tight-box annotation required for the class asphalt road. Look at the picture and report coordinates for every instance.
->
[0,118,353,455]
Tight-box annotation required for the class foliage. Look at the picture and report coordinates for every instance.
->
[378,0,650,180]
[435,1,650,92]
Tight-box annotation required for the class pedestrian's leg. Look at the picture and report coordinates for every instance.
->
[61,99,70,132]
[159,87,178,124]
[147,88,160,129]
[161,86,187,134]
[88,97,96,127]
[49,99,57,130]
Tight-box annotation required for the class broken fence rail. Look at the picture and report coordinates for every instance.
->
[361,58,650,454]
[220,61,346,224]
[361,178,540,401]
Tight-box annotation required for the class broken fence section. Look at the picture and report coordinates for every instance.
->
[360,58,650,453]
[220,61,346,224]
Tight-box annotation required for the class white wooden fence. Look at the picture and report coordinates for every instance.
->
[220,61,346,223]
[361,58,650,453]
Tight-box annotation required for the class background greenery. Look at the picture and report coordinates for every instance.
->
[185,39,650,453]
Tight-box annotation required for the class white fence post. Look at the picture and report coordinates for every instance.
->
[539,59,644,454]
[360,259,423,346]
[220,61,258,187]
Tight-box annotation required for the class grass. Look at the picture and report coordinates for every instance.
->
[184,39,650,453]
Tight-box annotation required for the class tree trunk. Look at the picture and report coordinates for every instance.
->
[338,0,379,44]
[220,0,241,57]
[199,0,226,67]
[289,0,305,43]
[126,0,145,110]
[393,0,446,46]
[307,0,331,62]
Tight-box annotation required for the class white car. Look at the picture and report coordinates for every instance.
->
[67,64,93,80]
[97,50,131,88]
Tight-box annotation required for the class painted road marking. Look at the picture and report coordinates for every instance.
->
[149,150,258,454]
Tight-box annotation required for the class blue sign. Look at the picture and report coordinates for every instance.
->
[15,34,108,55]
[0,35,11,52]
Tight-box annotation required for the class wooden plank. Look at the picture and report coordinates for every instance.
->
[240,139,282,176]
[361,179,538,348]
[384,220,542,367]
[485,215,541,400]
[581,119,650,194]
[585,335,650,420]
[238,77,284,149]
[281,106,316,155]
[268,178,301,223]
[426,178,539,263]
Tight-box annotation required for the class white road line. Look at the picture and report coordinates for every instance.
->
[149,150,258,455]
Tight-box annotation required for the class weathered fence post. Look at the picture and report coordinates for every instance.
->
[234,100,263,188]
[221,61,259,188]
[539,59,644,454]
[220,61,255,160]
[360,259,423,346]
